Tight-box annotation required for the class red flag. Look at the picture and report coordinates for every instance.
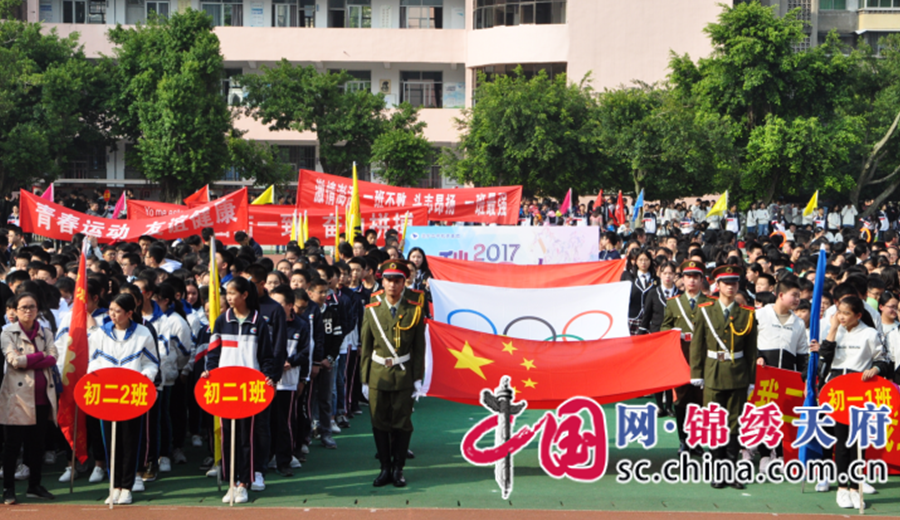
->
[594,189,603,211]
[558,188,572,215]
[424,320,688,409]
[57,248,89,463]
[183,185,209,205]
[39,183,54,203]
[428,257,626,288]
[614,191,625,226]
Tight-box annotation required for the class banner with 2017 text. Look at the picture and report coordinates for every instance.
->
[20,189,249,243]
[429,279,631,342]
[127,199,428,246]
[403,226,599,265]
[297,169,522,225]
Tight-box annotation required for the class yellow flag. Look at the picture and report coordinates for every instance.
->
[803,191,818,217]
[302,211,309,245]
[208,237,222,467]
[251,185,274,205]
[349,162,361,239]
[290,210,298,242]
[706,190,728,218]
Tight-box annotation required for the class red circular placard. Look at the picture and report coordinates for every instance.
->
[75,368,157,422]
[194,366,274,420]
[818,373,899,425]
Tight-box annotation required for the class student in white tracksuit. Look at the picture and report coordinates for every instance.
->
[87,294,159,505]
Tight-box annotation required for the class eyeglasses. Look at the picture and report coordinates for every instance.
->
[17,305,37,312]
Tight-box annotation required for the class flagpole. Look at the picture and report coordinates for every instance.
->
[108,420,117,510]
[69,407,78,494]
[229,418,236,507]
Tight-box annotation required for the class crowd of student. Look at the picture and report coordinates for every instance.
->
[0,222,431,506]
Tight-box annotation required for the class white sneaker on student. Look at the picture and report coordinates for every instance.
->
[206,466,220,478]
[58,467,75,483]
[116,489,133,505]
[132,477,145,492]
[250,472,265,491]
[862,481,877,494]
[158,456,172,472]
[15,464,30,481]
[233,485,249,504]
[105,489,121,505]
[191,435,203,448]
[222,486,235,504]
[330,419,341,434]
[89,466,106,483]
[290,456,302,469]
[816,480,830,493]
[300,444,309,455]
[172,449,187,465]
[267,456,277,469]
[850,489,863,509]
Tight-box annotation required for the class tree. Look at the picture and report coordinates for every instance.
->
[226,129,294,188]
[239,61,389,176]
[0,15,113,196]
[371,103,434,186]
[108,10,233,202]
[595,82,736,201]
[442,68,602,197]
[668,1,861,205]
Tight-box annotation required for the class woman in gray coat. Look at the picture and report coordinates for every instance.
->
[0,293,58,505]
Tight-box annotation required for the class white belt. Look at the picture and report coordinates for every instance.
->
[707,350,744,362]
[372,353,410,368]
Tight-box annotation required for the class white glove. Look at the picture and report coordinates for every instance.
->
[748,384,755,397]
[362,384,369,400]
[411,379,424,401]
[690,378,704,389]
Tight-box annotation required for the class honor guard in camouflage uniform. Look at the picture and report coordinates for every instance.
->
[660,260,711,456]
[689,265,758,489]
[360,261,426,488]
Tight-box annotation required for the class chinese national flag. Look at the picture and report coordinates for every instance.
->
[57,248,89,463]
[424,320,688,409]
[594,189,603,211]
[614,191,625,226]
[183,185,210,205]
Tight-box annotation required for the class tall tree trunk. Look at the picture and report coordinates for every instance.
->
[762,171,781,206]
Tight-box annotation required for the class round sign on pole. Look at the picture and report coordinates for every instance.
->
[195,366,274,420]
[75,368,157,422]
[103,189,111,201]
[818,372,899,425]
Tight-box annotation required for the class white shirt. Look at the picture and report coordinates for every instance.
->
[842,206,858,227]
[756,305,809,363]
[885,327,900,371]
[821,301,883,338]
[829,322,887,374]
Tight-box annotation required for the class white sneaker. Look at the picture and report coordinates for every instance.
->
[816,480,830,493]
[836,488,853,508]
[191,435,203,448]
[267,456,277,469]
[89,466,106,483]
[290,456,302,469]
[250,471,265,491]
[15,464,30,481]
[759,456,773,473]
[132,477,145,492]
[330,419,341,434]
[850,489,863,509]
[105,489,121,505]
[862,481,877,494]
[158,456,172,472]
[222,486,235,504]
[300,444,309,455]
[58,467,75,483]
[741,449,753,461]
[44,451,56,465]
[206,466,220,478]
[233,485,249,504]
[172,449,187,465]
[116,489,133,505]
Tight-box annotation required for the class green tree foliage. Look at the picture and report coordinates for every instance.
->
[443,68,601,197]
[0,17,113,196]
[596,83,735,201]
[371,103,434,186]
[109,10,233,202]
[668,1,860,205]
[239,61,399,176]
[226,129,294,188]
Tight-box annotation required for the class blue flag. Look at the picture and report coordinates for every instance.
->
[798,243,827,464]
[632,189,645,223]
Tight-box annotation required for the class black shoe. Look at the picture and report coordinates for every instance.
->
[658,408,669,418]
[711,481,726,489]
[406,449,415,460]
[690,445,704,457]
[392,467,406,487]
[276,466,293,477]
[730,480,746,490]
[665,406,675,417]
[373,467,393,487]
[3,488,16,505]
[25,486,54,500]
[677,441,689,454]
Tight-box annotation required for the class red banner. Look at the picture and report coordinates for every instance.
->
[58,249,89,463]
[748,365,805,462]
[428,257,627,288]
[195,366,275,420]
[21,188,249,244]
[297,169,522,225]
[127,199,428,246]
[75,368,157,422]
[424,320,688,409]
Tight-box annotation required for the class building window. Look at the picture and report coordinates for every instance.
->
[222,68,244,105]
[820,0,846,8]
[474,62,566,84]
[401,71,442,108]
[278,146,317,172]
[865,0,900,6]
[64,147,107,180]
[328,0,371,27]
[64,0,106,23]
[401,0,442,29]
[272,0,314,27]
[474,0,565,30]
[202,0,243,26]
[330,70,372,93]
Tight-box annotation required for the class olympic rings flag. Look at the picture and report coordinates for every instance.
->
[429,279,631,341]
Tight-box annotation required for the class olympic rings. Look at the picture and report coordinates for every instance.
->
[446,309,613,342]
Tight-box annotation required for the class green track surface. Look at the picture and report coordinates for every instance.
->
[29,397,900,514]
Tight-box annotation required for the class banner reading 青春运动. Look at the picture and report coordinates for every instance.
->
[402,226,600,265]
[297,169,522,225]
[429,279,631,342]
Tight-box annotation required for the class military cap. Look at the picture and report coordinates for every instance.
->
[711,264,742,282]
[379,260,410,279]
[679,260,705,277]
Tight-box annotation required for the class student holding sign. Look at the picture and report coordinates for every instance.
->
[86,294,160,505]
